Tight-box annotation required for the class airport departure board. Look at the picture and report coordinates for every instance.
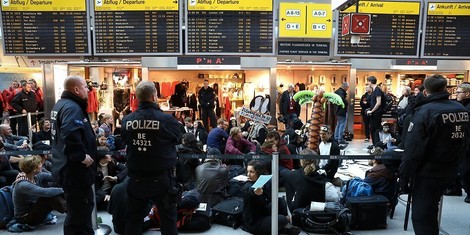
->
[335,0,421,58]
[0,0,90,56]
[186,0,274,55]
[93,0,181,55]
[421,2,470,59]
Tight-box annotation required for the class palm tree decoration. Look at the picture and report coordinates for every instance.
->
[293,90,344,152]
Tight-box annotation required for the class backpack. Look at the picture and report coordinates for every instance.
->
[341,177,373,198]
[0,186,14,229]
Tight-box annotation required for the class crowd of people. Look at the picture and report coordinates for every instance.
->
[0,74,469,235]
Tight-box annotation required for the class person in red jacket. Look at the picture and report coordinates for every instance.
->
[3,81,20,134]
[266,130,293,171]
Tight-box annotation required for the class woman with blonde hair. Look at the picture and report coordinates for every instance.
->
[281,148,328,212]
[12,155,66,225]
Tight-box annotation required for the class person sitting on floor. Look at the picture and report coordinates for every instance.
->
[281,148,328,212]
[242,160,301,235]
[373,122,400,150]
[364,159,397,208]
[225,127,257,166]
[95,146,127,210]
[12,155,66,226]
[318,125,340,181]
[176,132,203,190]
[195,155,229,206]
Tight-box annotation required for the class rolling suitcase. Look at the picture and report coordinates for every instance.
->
[345,194,389,230]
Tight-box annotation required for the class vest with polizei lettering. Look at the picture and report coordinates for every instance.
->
[121,102,182,177]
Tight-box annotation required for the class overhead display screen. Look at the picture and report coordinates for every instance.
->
[421,2,470,59]
[335,0,421,58]
[186,0,274,55]
[93,0,181,55]
[0,0,91,56]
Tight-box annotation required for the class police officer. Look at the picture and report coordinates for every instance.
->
[51,75,96,235]
[121,81,182,235]
[399,74,470,235]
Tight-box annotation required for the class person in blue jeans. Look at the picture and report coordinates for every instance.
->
[334,82,349,144]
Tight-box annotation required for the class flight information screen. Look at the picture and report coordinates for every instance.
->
[335,0,421,58]
[93,0,181,55]
[1,0,91,55]
[186,0,274,55]
[421,2,470,59]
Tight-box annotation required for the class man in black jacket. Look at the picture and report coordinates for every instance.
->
[334,82,349,144]
[51,75,97,235]
[11,81,37,136]
[399,75,469,235]
[121,81,182,235]
[198,79,217,131]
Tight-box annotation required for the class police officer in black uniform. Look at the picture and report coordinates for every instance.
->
[51,75,96,235]
[399,74,470,235]
[122,81,182,235]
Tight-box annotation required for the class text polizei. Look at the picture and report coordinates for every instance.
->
[126,120,160,130]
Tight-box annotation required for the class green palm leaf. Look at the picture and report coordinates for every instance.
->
[293,90,315,106]
[323,92,344,108]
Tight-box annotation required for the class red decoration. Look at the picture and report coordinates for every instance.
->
[341,14,351,36]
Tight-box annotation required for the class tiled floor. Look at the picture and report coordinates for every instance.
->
[1,139,469,235]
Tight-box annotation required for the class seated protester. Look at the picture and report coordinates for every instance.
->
[266,130,293,171]
[363,159,397,207]
[195,155,229,206]
[0,124,29,169]
[259,140,278,174]
[0,141,19,187]
[12,155,66,226]
[181,117,195,134]
[225,117,238,134]
[283,129,306,170]
[91,120,102,135]
[206,118,229,154]
[99,114,113,137]
[32,142,53,173]
[373,122,399,150]
[108,178,153,234]
[318,125,340,180]
[225,127,257,166]
[176,133,203,190]
[281,149,328,212]
[194,120,208,147]
[242,160,301,235]
[96,132,108,148]
[32,118,51,145]
[95,146,127,210]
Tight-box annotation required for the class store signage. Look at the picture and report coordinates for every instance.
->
[335,0,421,58]
[93,0,181,55]
[421,1,470,59]
[177,57,241,70]
[186,0,274,55]
[277,41,330,56]
[395,59,437,66]
[239,107,272,124]
[0,0,91,56]
[279,2,332,38]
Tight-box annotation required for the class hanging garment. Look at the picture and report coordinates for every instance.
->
[87,88,99,113]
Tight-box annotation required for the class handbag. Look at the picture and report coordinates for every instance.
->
[212,197,244,229]
[292,202,352,234]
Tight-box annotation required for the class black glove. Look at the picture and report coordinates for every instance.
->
[399,177,411,194]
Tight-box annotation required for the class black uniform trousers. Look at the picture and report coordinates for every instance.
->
[201,107,217,131]
[362,114,371,139]
[126,173,177,235]
[462,157,470,194]
[63,184,94,235]
[369,112,383,144]
[411,176,453,235]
